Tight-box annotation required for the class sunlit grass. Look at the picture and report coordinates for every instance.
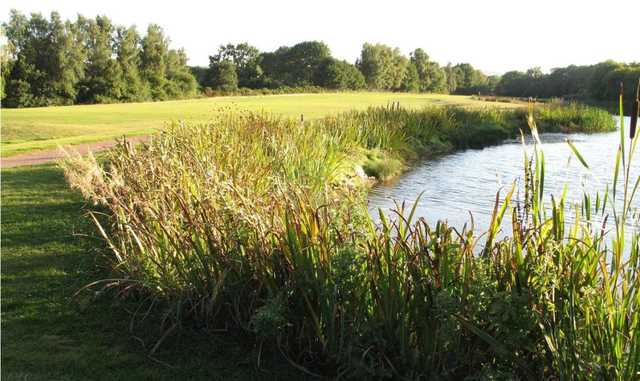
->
[1,92,524,157]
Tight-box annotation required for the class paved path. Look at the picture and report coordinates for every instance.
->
[1,136,150,169]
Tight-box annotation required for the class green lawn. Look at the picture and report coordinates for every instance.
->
[1,92,522,157]
[1,164,303,380]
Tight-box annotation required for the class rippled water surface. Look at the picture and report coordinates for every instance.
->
[368,117,639,233]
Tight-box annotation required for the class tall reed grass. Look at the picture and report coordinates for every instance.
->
[532,101,617,133]
[62,101,636,379]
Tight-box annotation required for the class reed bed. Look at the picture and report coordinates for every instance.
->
[532,101,617,133]
[62,102,636,380]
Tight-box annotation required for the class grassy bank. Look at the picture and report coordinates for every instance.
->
[472,95,639,117]
[323,103,614,179]
[57,102,636,379]
[1,92,524,157]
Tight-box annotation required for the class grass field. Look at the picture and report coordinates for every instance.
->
[1,92,523,157]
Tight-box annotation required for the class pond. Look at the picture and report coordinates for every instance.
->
[368,116,639,234]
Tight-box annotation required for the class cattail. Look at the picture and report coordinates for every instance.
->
[631,78,639,139]
[620,81,624,104]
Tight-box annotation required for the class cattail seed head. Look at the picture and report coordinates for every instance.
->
[630,78,639,139]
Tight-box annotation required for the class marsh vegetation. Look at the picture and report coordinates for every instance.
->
[59,100,640,379]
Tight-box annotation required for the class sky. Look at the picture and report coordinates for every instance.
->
[1,0,639,75]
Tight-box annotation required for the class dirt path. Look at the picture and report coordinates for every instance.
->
[1,136,150,169]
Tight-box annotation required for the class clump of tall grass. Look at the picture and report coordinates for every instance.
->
[530,101,616,133]
[63,111,369,329]
[62,101,636,379]
[524,96,640,380]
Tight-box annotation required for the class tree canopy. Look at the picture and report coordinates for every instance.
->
[260,41,332,87]
[410,48,447,92]
[2,10,197,107]
[3,8,638,108]
[208,43,262,88]
[313,58,365,90]
[495,61,640,101]
[357,43,408,90]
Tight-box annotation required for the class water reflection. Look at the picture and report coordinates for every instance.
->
[368,117,639,235]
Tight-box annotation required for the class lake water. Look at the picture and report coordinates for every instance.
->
[368,117,639,234]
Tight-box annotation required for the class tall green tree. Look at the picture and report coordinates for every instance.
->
[188,66,209,89]
[3,10,197,107]
[391,52,409,91]
[401,62,420,92]
[496,71,527,96]
[259,47,287,88]
[63,17,88,100]
[286,41,331,86]
[140,24,168,100]
[3,11,35,106]
[443,64,456,93]
[357,43,408,90]
[77,15,122,103]
[165,48,197,97]
[46,13,86,103]
[588,60,620,99]
[209,43,262,88]
[114,25,148,101]
[313,58,365,90]
[603,64,640,101]
[454,64,484,88]
[523,67,544,97]
[210,60,238,91]
[1,26,14,101]
[410,48,447,93]
[426,62,447,93]
[410,48,431,91]
[260,41,331,87]
[450,63,489,94]
[3,10,86,106]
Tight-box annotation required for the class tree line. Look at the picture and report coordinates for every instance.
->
[2,10,638,108]
[0,10,494,107]
[495,61,640,101]
[195,41,494,95]
[1,10,197,107]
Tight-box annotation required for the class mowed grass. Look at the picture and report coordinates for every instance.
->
[0,164,302,380]
[1,92,522,157]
